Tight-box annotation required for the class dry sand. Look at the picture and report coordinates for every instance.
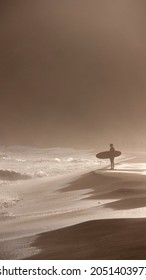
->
[1,155,146,259]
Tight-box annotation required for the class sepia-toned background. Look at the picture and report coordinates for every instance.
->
[0,0,146,150]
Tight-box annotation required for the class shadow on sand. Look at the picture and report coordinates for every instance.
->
[60,170,146,210]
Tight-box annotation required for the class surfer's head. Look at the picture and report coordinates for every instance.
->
[110,143,113,147]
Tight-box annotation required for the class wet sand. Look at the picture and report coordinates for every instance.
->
[27,218,146,260]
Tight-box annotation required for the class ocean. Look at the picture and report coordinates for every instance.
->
[0,146,128,220]
[0,146,102,210]
[0,146,101,181]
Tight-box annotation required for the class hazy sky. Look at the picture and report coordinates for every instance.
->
[0,0,146,150]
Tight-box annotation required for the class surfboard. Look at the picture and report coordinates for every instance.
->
[96,150,121,159]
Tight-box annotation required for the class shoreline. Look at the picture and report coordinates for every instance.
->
[1,156,146,259]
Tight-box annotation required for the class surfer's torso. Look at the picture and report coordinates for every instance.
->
[110,147,115,159]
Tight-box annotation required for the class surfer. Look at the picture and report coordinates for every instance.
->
[96,146,121,169]
[109,144,115,170]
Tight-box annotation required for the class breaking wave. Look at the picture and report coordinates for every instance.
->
[0,170,31,181]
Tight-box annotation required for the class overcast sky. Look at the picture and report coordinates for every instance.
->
[0,0,146,151]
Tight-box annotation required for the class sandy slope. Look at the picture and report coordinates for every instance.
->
[28,218,146,260]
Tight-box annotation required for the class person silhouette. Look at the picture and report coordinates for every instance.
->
[109,144,115,170]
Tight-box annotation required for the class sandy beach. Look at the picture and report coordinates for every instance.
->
[1,154,146,259]
[1,0,146,262]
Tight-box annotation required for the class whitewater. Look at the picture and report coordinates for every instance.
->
[0,146,130,215]
[0,146,102,222]
[0,146,100,180]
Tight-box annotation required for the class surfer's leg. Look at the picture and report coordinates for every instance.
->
[111,159,114,169]
[110,158,113,169]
